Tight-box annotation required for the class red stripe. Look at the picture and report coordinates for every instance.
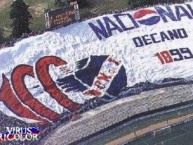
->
[11,65,61,122]
[0,74,49,124]
[134,9,157,19]
[35,56,82,111]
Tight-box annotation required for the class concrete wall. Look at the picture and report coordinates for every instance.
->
[41,84,193,145]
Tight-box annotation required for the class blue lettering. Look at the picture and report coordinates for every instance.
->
[177,28,188,38]
[155,6,177,22]
[88,20,109,40]
[160,31,170,41]
[103,17,123,37]
[133,37,144,47]
[142,35,152,45]
[175,6,192,20]
[127,13,139,28]
[167,29,179,40]
[186,4,193,16]
[132,28,187,47]
[150,33,161,43]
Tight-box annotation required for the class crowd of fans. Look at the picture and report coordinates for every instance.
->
[0,96,102,145]
[0,77,192,145]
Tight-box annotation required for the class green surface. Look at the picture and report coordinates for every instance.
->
[81,104,193,145]
[128,121,193,145]
[0,0,57,30]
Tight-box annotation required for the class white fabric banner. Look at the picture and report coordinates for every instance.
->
[1,3,193,123]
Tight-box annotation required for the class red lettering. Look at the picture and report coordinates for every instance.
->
[0,74,49,124]
[155,53,165,64]
[97,73,111,82]
[83,89,101,96]
[11,65,61,122]
[35,56,82,111]
[94,80,105,90]
[160,51,173,63]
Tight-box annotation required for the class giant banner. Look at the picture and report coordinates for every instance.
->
[1,3,193,126]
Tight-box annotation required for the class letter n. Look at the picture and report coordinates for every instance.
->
[88,20,109,40]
